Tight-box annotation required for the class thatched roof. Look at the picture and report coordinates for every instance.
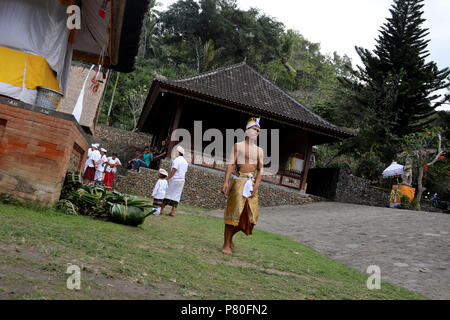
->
[59,63,107,134]
[139,62,356,140]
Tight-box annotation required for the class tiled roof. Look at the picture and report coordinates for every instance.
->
[154,62,355,138]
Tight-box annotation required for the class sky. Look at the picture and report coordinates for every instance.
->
[158,0,450,110]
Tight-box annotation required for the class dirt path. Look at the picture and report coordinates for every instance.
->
[209,202,450,300]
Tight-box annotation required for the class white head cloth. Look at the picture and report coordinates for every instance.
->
[246,118,261,130]
[176,145,185,155]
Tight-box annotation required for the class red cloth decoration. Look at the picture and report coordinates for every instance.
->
[99,0,110,19]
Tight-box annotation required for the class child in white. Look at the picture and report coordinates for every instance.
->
[152,169,168,215]
[95,148,108,184]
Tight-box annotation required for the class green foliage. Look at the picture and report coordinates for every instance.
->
[423,156,449,197]
[400,127,446,166]
[410,198,419,210]
[355,152,385,182]
[400,195,410,205]
[0,193,21,206]
[400,127,447,207]
[327,162,351,170]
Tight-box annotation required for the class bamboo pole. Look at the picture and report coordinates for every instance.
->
[106,72,120,126]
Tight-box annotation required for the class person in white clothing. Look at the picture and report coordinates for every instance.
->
[82,145,101,185]
[103,153,122,190]
[83,143,100,173]
[95,148,108,184]
[152,169,169,215]
[161,145,188,217]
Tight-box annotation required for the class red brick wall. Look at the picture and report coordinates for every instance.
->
[0,103,89,204]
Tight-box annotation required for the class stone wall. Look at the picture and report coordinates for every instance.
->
[307,167,391,208]
[114,160,322,210]
[0,97,89,204]
[335,168,391,207]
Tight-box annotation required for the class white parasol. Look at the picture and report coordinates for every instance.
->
[382,161,404,178]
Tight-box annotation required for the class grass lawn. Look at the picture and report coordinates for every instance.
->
[0,202,426,300]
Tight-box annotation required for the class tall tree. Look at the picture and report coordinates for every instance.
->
[342,0,450,160]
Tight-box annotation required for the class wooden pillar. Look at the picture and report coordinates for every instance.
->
[167,98,183,158]
[300,142,313,192]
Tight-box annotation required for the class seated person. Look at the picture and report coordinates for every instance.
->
[151,140,169,169]
[133,146,153,172]
[128,150,143,170]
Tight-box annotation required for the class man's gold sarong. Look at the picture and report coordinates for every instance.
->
[224,172,259,235]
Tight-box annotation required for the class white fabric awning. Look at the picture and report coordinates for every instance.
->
[383,161,404,178]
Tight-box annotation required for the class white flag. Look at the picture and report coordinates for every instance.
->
[72,64,95,122]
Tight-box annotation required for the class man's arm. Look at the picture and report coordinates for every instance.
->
[251,147,264,197]
[167,168,177,183]
[155,151,167,159]
[222,144,237,195]
[167,159,179,183]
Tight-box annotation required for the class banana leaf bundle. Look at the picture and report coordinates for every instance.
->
[66,171,82,184]
[108,201,156,227]
[59,183,155,225]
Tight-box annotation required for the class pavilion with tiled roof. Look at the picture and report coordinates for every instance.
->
[137,62,356,191]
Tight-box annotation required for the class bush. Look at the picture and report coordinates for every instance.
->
[328,162,351,170]
[400,195,410,205]
[399,194,411,209]
[355,152,385,182]
[411,198,419,210]
[0,193,21,206]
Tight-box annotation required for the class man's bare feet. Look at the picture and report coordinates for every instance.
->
[169,213,175,217]
[222,247,232,255]
[230,241,235,250]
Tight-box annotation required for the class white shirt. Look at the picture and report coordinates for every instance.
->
[152,179,168,200]
[96,155,108,172]
[171,156,188,181]
[87,150,101,168]
[105,157,122,174]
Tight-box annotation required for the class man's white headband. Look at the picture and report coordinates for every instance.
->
[246,118,261,130]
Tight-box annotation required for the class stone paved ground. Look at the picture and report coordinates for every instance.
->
[208,202,449,299]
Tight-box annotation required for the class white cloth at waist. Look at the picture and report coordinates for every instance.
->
[232,173,254,198]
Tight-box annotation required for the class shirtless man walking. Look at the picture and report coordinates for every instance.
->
[221,118,264,255]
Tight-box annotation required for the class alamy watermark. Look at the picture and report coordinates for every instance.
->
[170,121,280,175]
[66,5,81,30]
[366,265,381,290]
[66,264,81,290]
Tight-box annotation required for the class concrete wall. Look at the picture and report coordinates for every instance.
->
[0,97,89,204]
[114,159,322,210]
